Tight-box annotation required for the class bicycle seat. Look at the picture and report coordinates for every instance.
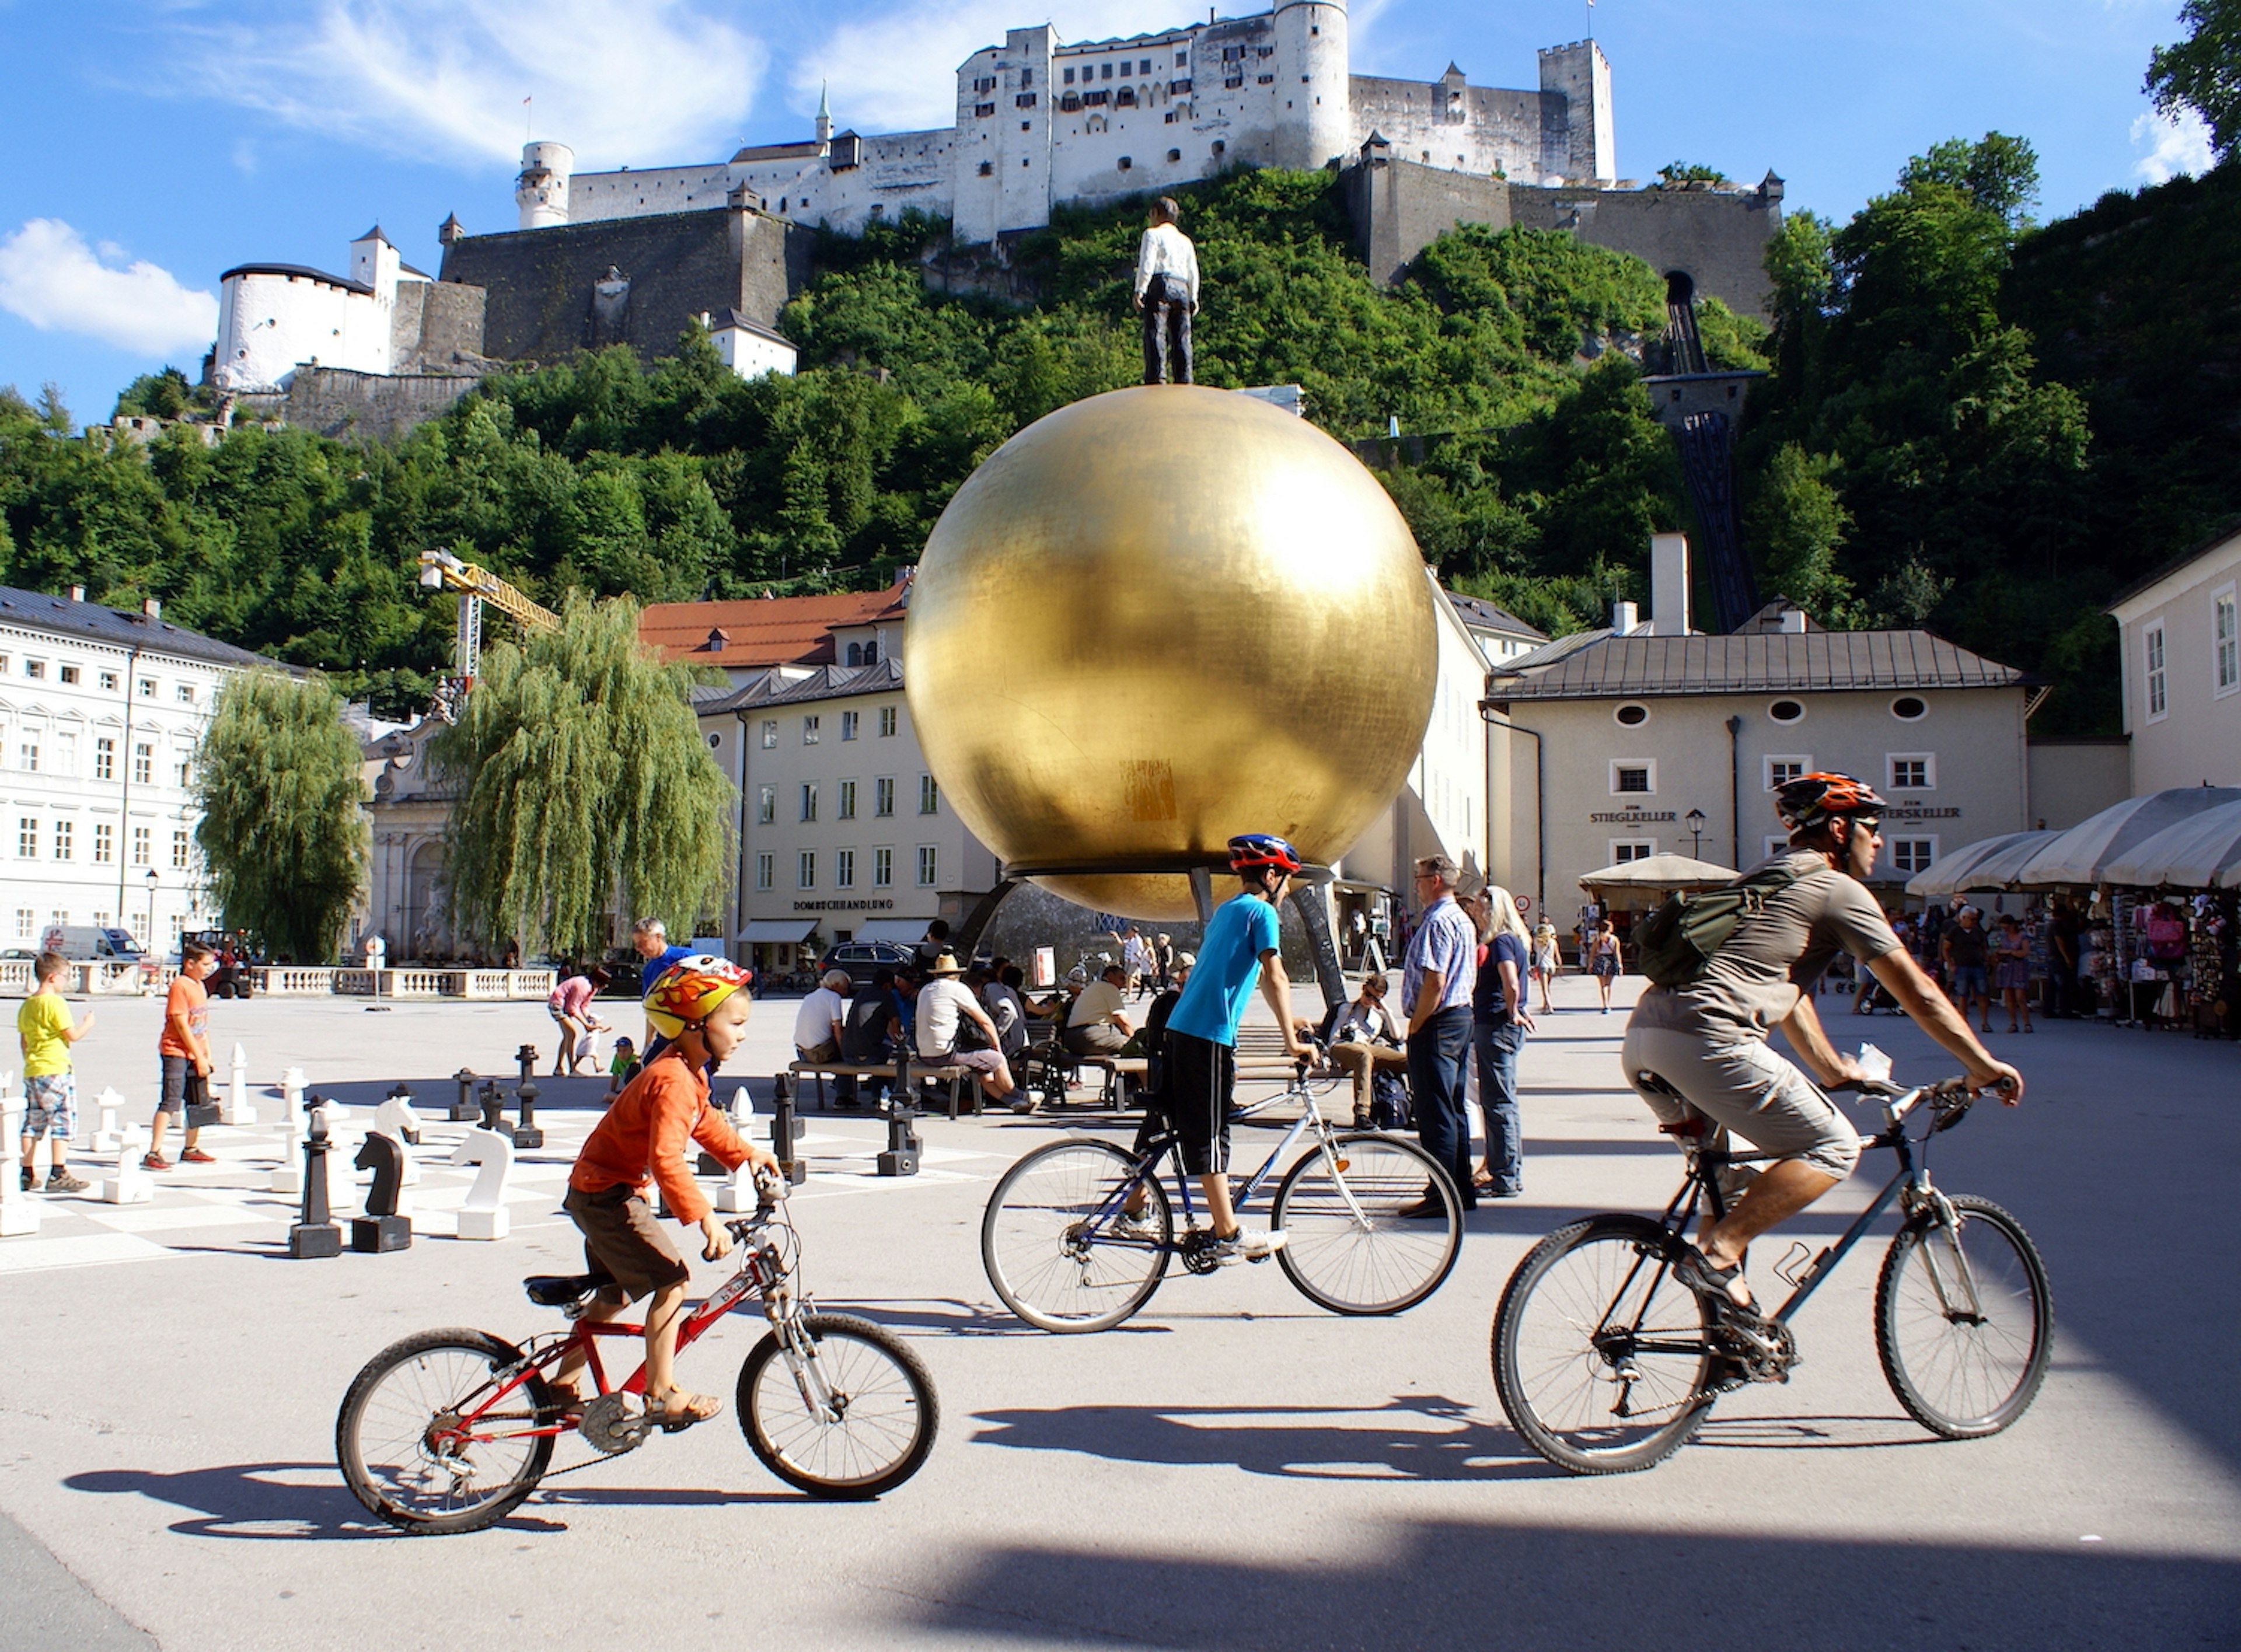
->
[523,1270,615,1307]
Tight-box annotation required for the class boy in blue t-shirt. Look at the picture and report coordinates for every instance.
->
[1129,834,1313,1265]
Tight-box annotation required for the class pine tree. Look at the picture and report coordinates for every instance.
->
[193,670,368,962]
[431,593,732,959]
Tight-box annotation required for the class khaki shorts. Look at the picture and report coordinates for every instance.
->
[1619,1022,1862,1183]
[563,1184,691,1304]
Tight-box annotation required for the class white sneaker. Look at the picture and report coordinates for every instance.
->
[1208,1227,1287,1265]
[1108,1209,1162,1241]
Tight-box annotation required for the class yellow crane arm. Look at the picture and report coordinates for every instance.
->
[416,549,560,633]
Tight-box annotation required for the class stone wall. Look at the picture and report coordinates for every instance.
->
[392,278,489,369]
[275,367,487,443]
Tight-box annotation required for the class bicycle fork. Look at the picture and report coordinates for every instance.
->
[770,1310,843,1424]
[1903,1187,1990,1327]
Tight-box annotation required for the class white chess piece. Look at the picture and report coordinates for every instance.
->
[90,1088,125,1154]
[368,1100,423,1214]
[451,1127,514,1240]
[1,1078,41,1236]
[280,1067,307,1136]
[228,1043,256,1126]
[714,1084,761,1213]
[102,1150,153,1205]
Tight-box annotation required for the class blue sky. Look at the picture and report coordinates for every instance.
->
[0,0,2212,422]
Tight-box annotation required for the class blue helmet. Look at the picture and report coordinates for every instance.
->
[1227,833,1304,875]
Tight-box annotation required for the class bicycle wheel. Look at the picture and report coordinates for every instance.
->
[737,1313,937,1498]
[336,1328,556,1534]
[1492,1217,1720,1475]
[1875,1194,2051,1439]
[982,1138,1171,1332]
[1270,1132,1461,1314]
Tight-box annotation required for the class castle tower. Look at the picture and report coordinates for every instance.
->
[1272,0,1349,172]
[515,141,574,229]
[1537,40,1613,183]
[350,224,402,299]
[816,82,832,157]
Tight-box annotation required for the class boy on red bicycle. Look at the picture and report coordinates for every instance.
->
[556,955,779,1429]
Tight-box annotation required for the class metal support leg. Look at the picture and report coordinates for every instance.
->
[1289,866,1350,1014]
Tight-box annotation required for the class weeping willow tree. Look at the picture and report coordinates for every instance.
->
[432,593,732,958]
[193,670,369,962]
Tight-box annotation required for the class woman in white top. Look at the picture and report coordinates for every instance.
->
[1530,921,1561,1015]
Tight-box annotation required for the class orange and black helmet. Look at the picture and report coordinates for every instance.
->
[1228,833,1304,875]
[1775,772,1887,833]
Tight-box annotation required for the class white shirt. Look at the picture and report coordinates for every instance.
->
[793,986,846,1050]
[1069,979,1128,1030]
[1135,223,1199,305]
[917,978,982,1058]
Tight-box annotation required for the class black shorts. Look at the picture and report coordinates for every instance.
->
[1156,1029,1234,1176]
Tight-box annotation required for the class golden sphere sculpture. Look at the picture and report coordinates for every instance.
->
[905,385,1437,920]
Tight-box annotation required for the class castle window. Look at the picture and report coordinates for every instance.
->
[1020,67,1032,88]
[1170,79,1191,94]
[976,102,996,117]
[1102,62,1113,79]
[1084,89,1108,106]
[1119,156,1132,170]
[1062,92,1080,110]
[1224,75,1243,89]
[1116,86,1136,106]
[1017,93,1035,108]
[1258,45,1273,57]
[1212,139,1226,155]
[1177,51,1187,65]
[1257,74,1274,84]
[1139,59,1151,74]
[1167,148,1181,162]
[978,160,993,175]
[973,75,996,92]
[1064,67,1075,83]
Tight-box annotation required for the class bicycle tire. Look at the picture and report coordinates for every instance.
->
[336,1327,557,1534]
[1875,1194,2051,1440]
[1492,1216,1720,1475]
[737,1313,938,1499]
[1270,1132,1461,1315]
[981,1138,1171,1332]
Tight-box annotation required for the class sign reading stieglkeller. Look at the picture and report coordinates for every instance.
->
[1589,809,1678,823]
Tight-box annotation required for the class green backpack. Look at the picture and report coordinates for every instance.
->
[1632,860,1816,988]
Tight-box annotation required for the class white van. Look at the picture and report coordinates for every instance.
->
[40,924,146,963]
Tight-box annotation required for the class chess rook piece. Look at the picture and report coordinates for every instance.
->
[1,1080,43,1237]
[511,1074,543,1151]
[878,1050,920,1177]
[350,1133,413,1252]
[228,1043,256,1126]
[451,1067,480,1123]
[289,1110,344,1259]
[450,1127,514,1241]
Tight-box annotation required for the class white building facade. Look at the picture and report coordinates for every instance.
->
[213,227,432,393]
[0,586,277,956]
[2108,525,2241,792]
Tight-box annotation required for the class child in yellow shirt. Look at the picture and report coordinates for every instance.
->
[18,951,92,1193]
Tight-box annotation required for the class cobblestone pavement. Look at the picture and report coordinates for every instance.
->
[2,977,2235,1650]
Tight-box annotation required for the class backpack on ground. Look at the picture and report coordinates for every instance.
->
[1369,1069,1412,1131]
[1633,860,1817,989]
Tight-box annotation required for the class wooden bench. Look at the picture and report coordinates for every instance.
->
[1233,1026,1308,1082]
[1071,1054,1149,1108]
[787,1060,986,1120]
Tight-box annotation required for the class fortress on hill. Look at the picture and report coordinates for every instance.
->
[205,4,1784,438]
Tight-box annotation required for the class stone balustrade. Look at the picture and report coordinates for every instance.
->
[0,963,566,1001]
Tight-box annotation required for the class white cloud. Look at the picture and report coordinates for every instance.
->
[2130,107,2213,184]
[179,0,765,167]
[0,220,219,357]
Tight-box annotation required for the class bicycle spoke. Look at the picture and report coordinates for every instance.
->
[1875,1196,2050,1440]
[983,1141,1169,1332]
[1273,1135,1460,1315]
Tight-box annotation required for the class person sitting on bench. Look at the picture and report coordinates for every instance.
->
[1064,963,1139,1058]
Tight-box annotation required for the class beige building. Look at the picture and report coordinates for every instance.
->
[2108,524,2241,792]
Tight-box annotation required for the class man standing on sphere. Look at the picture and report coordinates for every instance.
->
[1134,197,1198,385]
[1622,774,2023,1319]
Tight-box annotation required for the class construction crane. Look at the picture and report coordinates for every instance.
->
[416,548,561,722]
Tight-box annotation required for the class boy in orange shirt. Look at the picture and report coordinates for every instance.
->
[557,955,777,1428]
[147,943,218,1170]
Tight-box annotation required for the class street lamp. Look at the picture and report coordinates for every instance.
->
[1685,808,1706,859]
[144,868,159,958]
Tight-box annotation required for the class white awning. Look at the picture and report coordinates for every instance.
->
[741,919,818,943]
[847,918,926,942]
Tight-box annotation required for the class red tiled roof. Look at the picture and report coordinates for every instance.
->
[637,581,907,669]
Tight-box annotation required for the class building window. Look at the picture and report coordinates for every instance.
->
[59,665,78,685]
[1891,696,1928,721]
[762,719,779,748]
[1768,698,1806,724]
[16,818,36,858]
[1889,837,1938,876]
[1765,755,1811,791]
[1613,703,1649,728]
[1610,760,1655,796]
[18,741,36,773]
[53,820,72,861]
[99,670,118,691]
[917,846,938,886]
[872,847,893,888]
[24,659,44,680]
[134,743,153,784]
[2144,621,2167,720]
[13,909,29,940]
[172,829,191,869]
[176,758,191,788]
[919,774,939,813]
[1102,62,1113,79]
[1608,840,1655,864]
[800,783,818,822]
[176,683,194,703]
[94,738,114,781]
[798,850,816,889]
[836,848,856,889]
[875,777,896,816]
[93,823,113,864]
[2215,586,2239,696]
[1889,754,1935,791]
[838,779,857,819]
[841,710,860,740]
[802,715,819,744]
[132,826,151,865]
[757,786,776,825]
[879,705,897,737]
[1064,66,1074,83]
[979,160,994,175]
[755,853,774,891]
[138,678,155,698]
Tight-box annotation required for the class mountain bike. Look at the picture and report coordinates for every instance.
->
[1492,1069,2049,1475]
[982,1059,1462,1332]
[336,1172,937,1533]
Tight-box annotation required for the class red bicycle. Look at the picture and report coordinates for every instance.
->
[336,1174,937,1533]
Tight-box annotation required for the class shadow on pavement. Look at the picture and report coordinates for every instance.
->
[61,1461,563,1540]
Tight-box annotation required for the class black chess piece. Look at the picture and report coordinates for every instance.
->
[511,1074,544,1151]
[451,1067,480,1124]
[350,1133,412,1252]
[477,1078,508,1134]
[771,1085,807,1186]
[289,1108,343,1259]
[878,1050,920,1177]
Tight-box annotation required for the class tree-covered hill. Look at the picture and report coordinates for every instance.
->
[1,149,2233,732]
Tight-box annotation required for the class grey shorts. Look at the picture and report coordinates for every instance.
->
[1619,1022,1862,1182]
[158,1055,206,1116]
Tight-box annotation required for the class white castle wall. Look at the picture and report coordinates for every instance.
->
[213,230,428,393]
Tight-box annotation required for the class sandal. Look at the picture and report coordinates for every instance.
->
[650,1390,722,1431]
[1669,1245,1759,1316]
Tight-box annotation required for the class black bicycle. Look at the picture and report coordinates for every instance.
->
[1493,1069,2050,1475]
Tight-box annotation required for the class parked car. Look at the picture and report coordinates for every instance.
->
[815,941,917,978]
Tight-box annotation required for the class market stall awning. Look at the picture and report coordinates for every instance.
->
[740,919,819,943]
[2096,798,2241,889]
[2006,787,2241,887]
[1579,853,1739,892]
[1904,830,2061,899]
[848,918,927,942]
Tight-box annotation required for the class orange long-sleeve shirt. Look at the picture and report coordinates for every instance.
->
[568,1053,751,1226]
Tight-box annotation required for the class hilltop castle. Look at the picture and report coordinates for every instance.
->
[513,2,1612,243]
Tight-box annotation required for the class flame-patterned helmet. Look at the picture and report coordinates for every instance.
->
[1228,833,1304,875]
[643,954,753,1039]
[1775,772,1887,833]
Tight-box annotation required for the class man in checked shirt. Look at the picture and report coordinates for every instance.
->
[1401,854,1478,1216]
